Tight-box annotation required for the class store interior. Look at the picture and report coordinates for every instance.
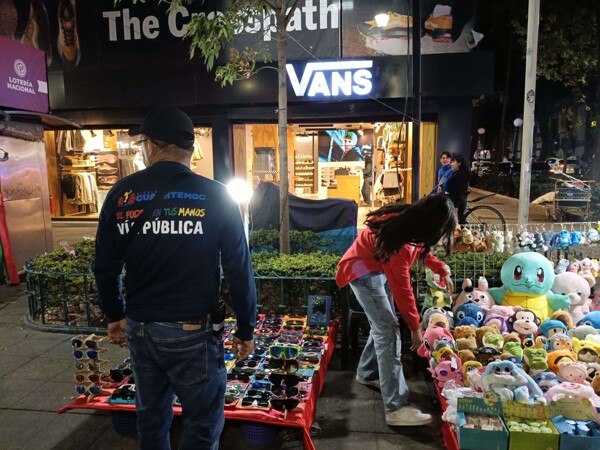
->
[44,121,438,219]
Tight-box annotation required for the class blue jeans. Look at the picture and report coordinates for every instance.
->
[125,318,226,450]
[350,272,409,413]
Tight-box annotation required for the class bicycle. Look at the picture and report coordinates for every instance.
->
[464,192,506,227]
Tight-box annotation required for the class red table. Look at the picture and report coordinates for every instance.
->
[433,382,459,450]
[58,322,339,450]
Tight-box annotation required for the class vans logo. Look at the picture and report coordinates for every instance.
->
[286,60,374,98]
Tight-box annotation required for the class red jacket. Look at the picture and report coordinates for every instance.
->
[336,227,449,331]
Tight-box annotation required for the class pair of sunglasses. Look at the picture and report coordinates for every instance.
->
[302,338,324,347]
[269,372,301,387]
[285,320,304,326]
[109,365,133,382]
[276,336,302,345]
[75,371,106,383]
[76,384,103,396]
[271,385,300,397]
[269,344,302,360]
[283,325,304,331]
[241,397,269,408]
[229,367,256,376]
[73,348,108,360]
[298,355,320,363]
[270,397,301,412]
[110,384,136,400]
[71,334,104,349]
[268,359,299,372]
[75,359,109,372]
[235,359,262,369]
[227,373,250,383]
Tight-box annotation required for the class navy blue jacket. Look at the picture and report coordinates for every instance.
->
[93,161,256,341]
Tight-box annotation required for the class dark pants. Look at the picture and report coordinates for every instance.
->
[126,318,226,450]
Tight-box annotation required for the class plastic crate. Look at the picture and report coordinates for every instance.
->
[109,411,138,434]
[241,421,280,445]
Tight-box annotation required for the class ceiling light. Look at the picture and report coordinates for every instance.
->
[375,13,390,27]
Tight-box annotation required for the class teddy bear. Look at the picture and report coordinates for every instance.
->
[488,252,570,321]
[552,272,592,325]
[502,331,521,345]
[475,324,501,348]
[491,230,505,253]
[579,258,597,288]
[453,325,477,351]
[452,279,493,312]
[458,349,476,365]
[452,228,475,253]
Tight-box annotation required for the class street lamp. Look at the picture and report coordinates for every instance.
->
[226,178,253,247]
[512,118,523,162]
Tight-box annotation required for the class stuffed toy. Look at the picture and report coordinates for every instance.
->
[555,259,569,275]
[423,267,452,309]
[523,348,549,372]
[475,347,502,366]
[572,337,600,363]
[430,343,458,369]
[491,230,505,253]
[552,272,592,325]
[547,349,578,373]
[577,311,600,329]
[592,373,600,396]
[452,279,493,312]
[502,331,521,345]
[461,361,482,387]
[579,258,596,288]
[454,303,485,327]
[550,310,574,330]
[502,342,524,361]
[544,382,600,407]
[517,231,535,250]
[546,333,573,353]
[533,372,561,394]
[570,231,582,246]
[483,314,510,334]
[475,325,501,348]
[557,361,589,385]
[482,332,504,352]
[417,326,454,359]
[542,231,554,250]
[505,229,515,254]
[568,324,600,340]
[587,227,600,243]
[480,360,543,403]
[507,309,541,345]
[568,260,580,273]
[453,228,477,253]
[593,293,600,312]
[428,355,463,388]
[489,252,570,321]
[539,319,568,339]
[551,229,572,249]
[586,362,600,383]
[533,232,547,252]
[420,307,454,332]
[454,325,477,351]
[458,349,476,365]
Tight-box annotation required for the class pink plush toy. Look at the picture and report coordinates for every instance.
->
[552,272,592,325]
[452,279,493,312]
[428,356,463,388]
[544,382,600,407]
[579,258,596,288]
[417,326,455,359]
[556,361,589,385]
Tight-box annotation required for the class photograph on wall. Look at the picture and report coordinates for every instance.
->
[342,0,483,57]
[95,150,120,190]
[318,129,373,162]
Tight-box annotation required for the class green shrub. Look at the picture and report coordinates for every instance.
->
[249,229,334,254]
[251,252,339,277]
[436,251,511,281]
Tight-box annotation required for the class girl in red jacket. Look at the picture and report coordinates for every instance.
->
[336,195,456,426]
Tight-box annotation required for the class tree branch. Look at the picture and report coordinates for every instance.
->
[285,0,302,24]
[262,0,276,10]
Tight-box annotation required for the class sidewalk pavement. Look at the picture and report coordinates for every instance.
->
[0,284,444,450]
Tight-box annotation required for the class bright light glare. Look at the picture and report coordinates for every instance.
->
[227,178,253,204]
[375,13,390,27]
[513,118,523,127]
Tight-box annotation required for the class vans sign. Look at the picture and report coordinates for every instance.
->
[286,60,374,98]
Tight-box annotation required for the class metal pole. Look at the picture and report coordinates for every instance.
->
[411,0,422,203]
[517,0,540,225]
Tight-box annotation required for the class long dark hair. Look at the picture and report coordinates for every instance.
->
[454,155,469,173]
[366,195,457,262]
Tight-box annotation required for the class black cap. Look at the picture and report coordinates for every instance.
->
[129,106,195,149]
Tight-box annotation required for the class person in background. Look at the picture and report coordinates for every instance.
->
[429,151,453,195]
[445,154,470,224]
[362,154,373,204]
[93,106,256,450]
[336,195,456,427]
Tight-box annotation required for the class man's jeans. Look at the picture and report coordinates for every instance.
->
[125,318,226,450]
[350,272,409,413]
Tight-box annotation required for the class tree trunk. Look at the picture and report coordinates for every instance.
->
[592,2,600,182]
[276,0,290,254]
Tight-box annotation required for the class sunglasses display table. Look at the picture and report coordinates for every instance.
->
[57,321,339,450]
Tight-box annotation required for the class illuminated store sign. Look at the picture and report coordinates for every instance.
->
[286,60,373,98]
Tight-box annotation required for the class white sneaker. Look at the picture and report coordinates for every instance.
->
[355,375,381,389]
[386,405,434,426]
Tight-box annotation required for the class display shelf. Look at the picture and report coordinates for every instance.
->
[294,156,315,193]
[58,321,339,450]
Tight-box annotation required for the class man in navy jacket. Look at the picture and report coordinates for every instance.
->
[93,106,256,450]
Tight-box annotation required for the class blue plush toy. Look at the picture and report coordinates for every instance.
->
[481,360,543,403]
[570,230,582,246]
[552,230,572,249]
[577,311,600,330]
[533,371,561,394]
[539,319,568,338]
[488,252,570,321]
[454,302,485,327]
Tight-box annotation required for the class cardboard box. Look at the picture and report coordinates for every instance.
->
[457,396,508,450]
[546,398,600,450]
[503,401,559,450]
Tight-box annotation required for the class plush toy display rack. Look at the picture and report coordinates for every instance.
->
[58,319,339,450]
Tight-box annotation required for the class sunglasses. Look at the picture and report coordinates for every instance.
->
[283,325,304,331]
[75,359,109,371]
[229,367,256,376]
[263,317,284,325]
[276,336,302,345]
[269,344,302,360]
[301,347,323,353]
[271,385,300,397]
[75,383,104,396]
[268,359,299,372]
[269,373,301,388]
[110,384,136,401]
[285,320,305,326]
[235,358,262,368]
[305,326,328,334]
[270,397,301,412]
[298,355,320,363]
[109,365,134,382]
[241,397,270,408]
[74,371,106,383]
[227,373,250,382]
[73,348,108,360]
[71,335,104,349]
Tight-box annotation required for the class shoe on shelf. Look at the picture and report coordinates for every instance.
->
[424,5,453,42]
[20,3,40,49]
[57,0,80,67]
[357,11,413,40]
[355,375,380,389]
[386,405,433,426]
